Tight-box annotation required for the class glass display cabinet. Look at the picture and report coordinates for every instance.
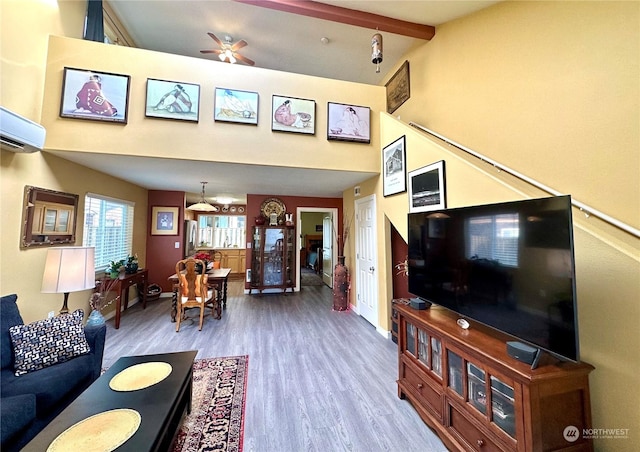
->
[249,226,295,294]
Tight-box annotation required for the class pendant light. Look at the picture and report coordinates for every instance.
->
[187,182,216,211]
[371,32,383,73]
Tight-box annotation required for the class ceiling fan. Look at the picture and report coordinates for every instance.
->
[200,32,255,66]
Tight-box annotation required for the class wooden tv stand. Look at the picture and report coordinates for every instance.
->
[395,303,594,451]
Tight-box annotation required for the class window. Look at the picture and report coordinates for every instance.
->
[465,213,519,267]
[197,215,246,248]
[83,193,134,270]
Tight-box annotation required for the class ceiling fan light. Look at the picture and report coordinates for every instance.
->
[228,54,237,64]
[218,53,226,62]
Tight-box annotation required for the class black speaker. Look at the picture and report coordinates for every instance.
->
[507,341,541,369]
[410,297,431,310]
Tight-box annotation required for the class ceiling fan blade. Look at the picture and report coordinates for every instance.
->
[234,53,255,66]
[200,49,223,54]
[207,32,224,47]
[230,40,248,52]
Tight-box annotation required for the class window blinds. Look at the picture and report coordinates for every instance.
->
[83,193,135,270]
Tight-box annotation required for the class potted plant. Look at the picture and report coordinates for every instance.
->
[125,254,139,274]
[194,252,210,273]
[108,259,125,279]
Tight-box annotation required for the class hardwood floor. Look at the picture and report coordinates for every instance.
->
[102,281,447,452]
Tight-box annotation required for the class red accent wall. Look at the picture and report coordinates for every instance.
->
[146,191,185,292]
[245,194,343,290]
[391,223,411,299]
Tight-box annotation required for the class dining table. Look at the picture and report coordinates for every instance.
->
[167,268,232,322]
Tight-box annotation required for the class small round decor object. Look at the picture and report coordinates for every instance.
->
[47,408,141,452]
[109,361,172,391]
[457,318,470,330]
[260,197,286,223]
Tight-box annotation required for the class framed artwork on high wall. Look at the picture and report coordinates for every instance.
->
[214,88,259,125]
[327,102,370,143]
[408,160,447,213]
[385,60,410,114]
[151,206,179,235]
[271,95,315,135]
[59,67,130,123]
[382,136,407,197]
[145,78,200,122]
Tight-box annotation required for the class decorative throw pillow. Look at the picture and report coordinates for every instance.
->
[9,309,90,376]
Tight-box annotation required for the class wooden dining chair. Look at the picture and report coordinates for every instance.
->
[175,258,213,332]
[211,251,223,269]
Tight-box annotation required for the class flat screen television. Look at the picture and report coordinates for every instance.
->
[407,195,580,362]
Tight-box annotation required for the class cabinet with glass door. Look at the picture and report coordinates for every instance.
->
[396,304,594,452]
[249,226,295,294]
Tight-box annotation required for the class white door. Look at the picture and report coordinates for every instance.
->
[356,195,377,326]
[322,215,333,287]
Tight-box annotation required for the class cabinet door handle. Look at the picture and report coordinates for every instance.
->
[417,383,423,389]
[476,439,484,447]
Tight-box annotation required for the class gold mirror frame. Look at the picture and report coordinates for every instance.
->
[21,186,79,248]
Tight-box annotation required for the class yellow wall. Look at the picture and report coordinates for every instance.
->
[41,36,384,174]
[347,2,638,450]
[1,0,148,321]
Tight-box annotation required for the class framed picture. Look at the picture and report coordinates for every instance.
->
[145,78,200,122]
[385,60,410,114]
[408,160,447,213]
[151,206,179,235]
[382,136,407,197]
[271,95,315,134]
[214,88,259,125]
[327,102,370,143]
[20,186,79,249]
[59,67,130,123]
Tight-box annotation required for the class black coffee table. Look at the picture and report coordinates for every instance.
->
[23,350,197,452]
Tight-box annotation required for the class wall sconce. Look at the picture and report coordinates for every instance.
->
[41,246,96,315]
[371,32,383,73]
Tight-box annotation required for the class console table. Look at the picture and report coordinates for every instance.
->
[99,269,148,329]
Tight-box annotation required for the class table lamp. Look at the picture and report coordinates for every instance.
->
[41,246,95,315]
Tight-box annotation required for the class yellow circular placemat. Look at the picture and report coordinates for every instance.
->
[109,361,173,391]
[47,408,141,452]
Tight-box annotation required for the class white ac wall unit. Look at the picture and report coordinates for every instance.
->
[0,106,46,153]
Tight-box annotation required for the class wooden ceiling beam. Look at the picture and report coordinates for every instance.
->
[233,0,435,40]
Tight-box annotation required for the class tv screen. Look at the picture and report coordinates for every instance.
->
[407,196,579,362]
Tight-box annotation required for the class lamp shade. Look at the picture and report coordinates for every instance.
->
[41,247,95,294]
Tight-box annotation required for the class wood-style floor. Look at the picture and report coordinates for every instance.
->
[102,279,447,452]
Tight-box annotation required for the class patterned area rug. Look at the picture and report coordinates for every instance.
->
[172,356,248,452]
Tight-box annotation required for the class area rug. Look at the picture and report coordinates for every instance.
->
[300,268,325,286]
[172,355,248,452]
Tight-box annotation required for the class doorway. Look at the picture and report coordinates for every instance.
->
[355,195,378,327]
[296,207,338,290]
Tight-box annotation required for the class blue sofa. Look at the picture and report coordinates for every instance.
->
[0,294,106,451]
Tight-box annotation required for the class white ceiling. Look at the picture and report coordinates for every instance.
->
[49,1,499,204]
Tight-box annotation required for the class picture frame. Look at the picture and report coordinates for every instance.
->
[385,60,410,114]
[145,78,200,122]
[327,102,370,143]
[59,67,130,123]
[408,160,447,213]
[214,88,259,125]
[382,136,407,197]
[271,95,315,135]
[151,206,179,235]
[20,186,79,249]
